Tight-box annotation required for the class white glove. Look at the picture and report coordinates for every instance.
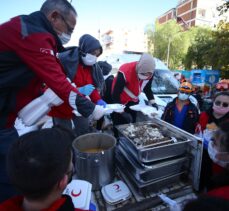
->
[91,105,105,120]
[14,117,38,136]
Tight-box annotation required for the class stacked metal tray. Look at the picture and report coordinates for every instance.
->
[115,118,201,194]
[116,143,190,183]
[117,164,187,194]
[116,118,194,163]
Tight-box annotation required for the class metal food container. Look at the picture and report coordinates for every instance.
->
[116,144,190,183]
[117,164,187,194]
[116,118,198,163]
[73,133,116,191]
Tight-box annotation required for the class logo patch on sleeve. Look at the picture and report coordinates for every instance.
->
[40,48,54,56]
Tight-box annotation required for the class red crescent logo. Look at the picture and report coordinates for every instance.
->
[71,189,82,197]
[113,184,120,190]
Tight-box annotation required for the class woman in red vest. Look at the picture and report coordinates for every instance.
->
[49,34,106,136]
[111,53,157,137]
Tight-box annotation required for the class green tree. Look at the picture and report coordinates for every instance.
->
[211,21,229,78]
[147,20,192,69]
[217,0,229,15]
[184,23,229,78]
[184,27,213,69]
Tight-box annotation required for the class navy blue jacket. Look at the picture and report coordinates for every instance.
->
[161,97,199,134]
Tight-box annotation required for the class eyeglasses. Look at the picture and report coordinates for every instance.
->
[59,14,74,35]
[214,100,229,108]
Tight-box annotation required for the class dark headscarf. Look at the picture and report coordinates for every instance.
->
[79,34,102,55]
[79,34,104,90]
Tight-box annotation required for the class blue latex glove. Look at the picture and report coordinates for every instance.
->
[97,99,107,108]
[78,84,95,96]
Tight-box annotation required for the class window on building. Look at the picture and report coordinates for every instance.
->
[198,9,206,17]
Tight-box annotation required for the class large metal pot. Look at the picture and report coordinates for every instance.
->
[73,133,116,190]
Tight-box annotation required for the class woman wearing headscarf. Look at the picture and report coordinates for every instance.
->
[49,34,106,136]
[111,53,157,137]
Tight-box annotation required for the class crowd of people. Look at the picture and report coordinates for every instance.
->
[0,0,229,210]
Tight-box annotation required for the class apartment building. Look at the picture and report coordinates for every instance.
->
[101,28,148,53]
[157,0,227,29]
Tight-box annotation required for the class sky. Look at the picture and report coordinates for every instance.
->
[0,0,178,44]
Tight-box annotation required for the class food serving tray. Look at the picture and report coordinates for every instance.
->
[116,144,189,183]
[117,165,187,195]
[116,118,199,163]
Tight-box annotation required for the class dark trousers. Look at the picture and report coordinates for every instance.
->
[199,148,213,191]
[0,128,20,202]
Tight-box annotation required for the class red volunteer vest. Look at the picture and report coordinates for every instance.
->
[112,62,148,105]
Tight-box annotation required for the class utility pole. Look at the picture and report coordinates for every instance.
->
[166,16,189,69]
[166,37,171,68]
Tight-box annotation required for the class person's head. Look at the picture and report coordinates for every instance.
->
[208,120,229,169]
[180,75,186,83]
[178,81,193,101]
[79,34,103,66]
[212,91,229,118]
[40,0,77,45]
[7,127,75,201]
[136,53,155,80]
[216,82,229,92]
[97,61,112,76]
[183,196,229,211]
[197,89,203,96]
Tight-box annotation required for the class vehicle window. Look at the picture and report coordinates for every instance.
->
[152,69,179,94]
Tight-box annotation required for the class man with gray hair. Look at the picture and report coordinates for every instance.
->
[0,0,104,202]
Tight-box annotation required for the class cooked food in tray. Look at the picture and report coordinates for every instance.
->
[122,123,176,148]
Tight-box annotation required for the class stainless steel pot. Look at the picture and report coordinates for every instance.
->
[72,133,116,190]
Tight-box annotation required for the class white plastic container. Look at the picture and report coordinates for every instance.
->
[101,180,131,205]
[63,179,92,210]
[18,88,63,126]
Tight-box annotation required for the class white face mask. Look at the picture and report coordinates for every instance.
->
[178,92,189,101]
[138,73,151,80]
[58,32,71,45]
[81,53,97,66]
[208,141,229,168]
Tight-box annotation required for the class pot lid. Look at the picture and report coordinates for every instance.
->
[63,179,92,210]
[101,180,131,205]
